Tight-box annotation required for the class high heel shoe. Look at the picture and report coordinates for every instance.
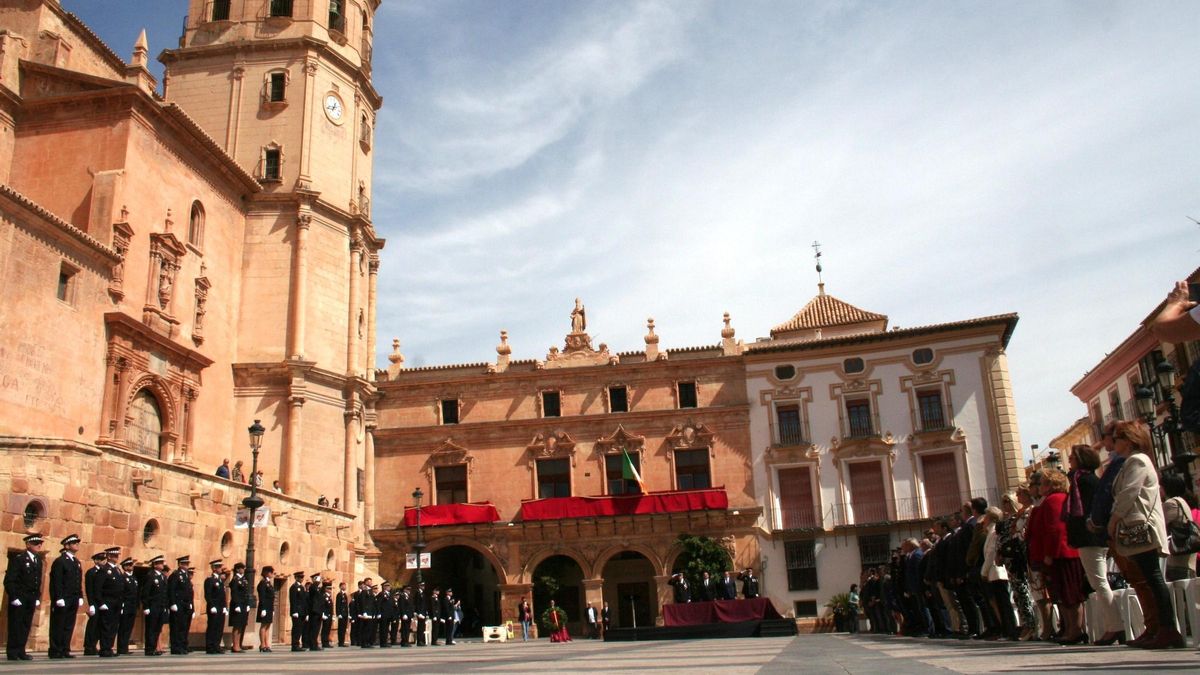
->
[1093,631,1124,646]
[1055,633,1087,646]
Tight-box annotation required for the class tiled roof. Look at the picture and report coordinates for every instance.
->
[749,313,1019,354]
[770,293,887,336]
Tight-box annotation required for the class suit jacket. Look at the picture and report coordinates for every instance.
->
[336,591,349,619]
[586,606,597,624]
[49,553,82,605]
[167,569,193,611]
[288,582,307,617]
[256,578,274,613]
[203,574,226,611]
[229,574,252,612]
[98,563,124,608]
[518,602,532,622]
[142,569,168,615]
[721,576,738,600]
[414,590,428,617]
[84,564,102,608]
[120,572,140,614]
[438,594,452,620]
[739,573,759,598]
[698,578,715,601]
[398,592,414,620]
[377,591,395,620]
[3,549,42,604]
[601,606,611,627]
[307,584,325,618]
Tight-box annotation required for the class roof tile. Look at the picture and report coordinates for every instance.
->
[770,293,887,336]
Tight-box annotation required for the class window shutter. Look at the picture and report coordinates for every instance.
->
[778,467,815,528]
[921,452,961,517]
[848,462,887,524]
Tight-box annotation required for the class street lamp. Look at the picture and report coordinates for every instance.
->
[244,419,266,612]
[412,487,426,586]
[1135,362,1197,484]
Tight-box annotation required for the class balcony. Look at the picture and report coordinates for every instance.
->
[774,418,810,447]
[917,406,953,433]
[777,488,1000,530]
[841,412,880,440]
[777,505,820,531]
[518,487,728,521]
[403,501,500,528]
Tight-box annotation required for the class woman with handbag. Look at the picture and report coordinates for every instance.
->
[1027,469,1089,645]
[998,490,1038,640]
[1160,472,1199,581]
[1107,420,1182,649]
[1065,443,1125,646]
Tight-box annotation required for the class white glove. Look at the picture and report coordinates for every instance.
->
[99,604,108,611]
[192,612,196,618]
[56,599,66,608]
[144,609,150,615]
[35,600,40,607]
[323,614,329,620]
[88,605,96,616]
[233,607,241,613]
[292,613,299,618]
[402,615,408,620]
[10,599,20,607]
[78,598,84,608]
[223,608,228,615]
[260,610,266,618]
[210,607,217,614]
[170,604,178,612]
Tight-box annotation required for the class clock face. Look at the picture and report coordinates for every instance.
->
[324,94,344,122]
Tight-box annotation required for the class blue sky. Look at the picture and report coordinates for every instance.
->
[64,1,1200,461]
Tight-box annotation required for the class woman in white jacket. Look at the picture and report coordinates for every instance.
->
[1107,420,1181,650]
[980,506,1019,641]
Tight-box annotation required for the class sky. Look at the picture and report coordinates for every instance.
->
[64,1,1200,462]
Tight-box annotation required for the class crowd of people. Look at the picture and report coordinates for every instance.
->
[848,419,1200,650]
[3,535,467,661]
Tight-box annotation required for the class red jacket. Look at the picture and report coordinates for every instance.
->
[1027,492,1078,561]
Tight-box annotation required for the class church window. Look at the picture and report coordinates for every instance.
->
[269,0,293,18]
[211,0,230,21]
[673,448,710,490]
[435,465,467,505]
[263,147,281,180]
[56,261,78,305]
[536,458,570,498]
[677,381,697,409]
[541,390,561,418]
[269,72,286,102]
[188,200,204,249]
[328,0,346,32]
[128,389,163,458]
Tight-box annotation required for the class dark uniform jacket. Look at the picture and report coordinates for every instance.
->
[3,549,42,604]
[397,592,414,620]
[203,574,226,611]
[288,581,307,617]
[84,564,102,610]
[229,574,252,613]
[120,572,140,614]
[99,563,124,610]
[358,589,376,618]
[167,568,193,612]
[307,583,326,619]
[142,570,168,616]
[257,579,274,615]
[376,591,395,620]
[336,591,349,619]
[49,553,83,606]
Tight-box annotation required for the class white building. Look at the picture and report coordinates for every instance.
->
[743,286,1023,619]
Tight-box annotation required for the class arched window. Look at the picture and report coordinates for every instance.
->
[188,200,204,249]
[128,389,163,458]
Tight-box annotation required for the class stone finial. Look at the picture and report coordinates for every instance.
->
[386,338,405,378]
[131,29,149,68]
[495,330,511,372]
[163,208,173,233]
[644,317,660,361]
[721,311,744,356]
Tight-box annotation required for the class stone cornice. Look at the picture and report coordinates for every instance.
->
[0,184,120,263]
[105,312,215,370]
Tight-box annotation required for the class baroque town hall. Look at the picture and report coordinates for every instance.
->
[0,0,1024,648]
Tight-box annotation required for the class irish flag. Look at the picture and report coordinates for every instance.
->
[621,448,646,493]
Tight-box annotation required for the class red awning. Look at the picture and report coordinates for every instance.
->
[403,502,500,528]
[518,488,729,521]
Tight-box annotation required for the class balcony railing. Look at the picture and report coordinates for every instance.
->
[777,488,1000,531]
[841,412,880,439]
[775,419,810,447]
[917,405,953,433]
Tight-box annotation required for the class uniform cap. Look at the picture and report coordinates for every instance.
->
[23,533,44,544]
[61,534,80,546]
[293,571,305,578]
[105,546,121,556]
[148,555,165,564]
[261,566,274,575]
[233,562,246,571]
[92,552,107,561]
[176,555,190,564]
[121,558,134,566]
[210,559,223,568]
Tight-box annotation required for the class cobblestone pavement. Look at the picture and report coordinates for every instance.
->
[6,634,1200,673]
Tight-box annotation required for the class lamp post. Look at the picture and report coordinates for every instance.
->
[1136,360,1197,485]
[412,487,426,586]
[244,419,266,612]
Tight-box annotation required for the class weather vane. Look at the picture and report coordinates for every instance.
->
[812,241,824,289]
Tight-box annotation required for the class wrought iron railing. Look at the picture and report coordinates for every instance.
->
[776,488,1001,531]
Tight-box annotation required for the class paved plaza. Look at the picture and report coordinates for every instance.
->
[5,634,1200,674]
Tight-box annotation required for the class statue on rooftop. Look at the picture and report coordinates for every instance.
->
[570,298,587,333]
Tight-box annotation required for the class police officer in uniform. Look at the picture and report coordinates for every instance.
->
[48,534,83,659]
[228,562,251,653]
[321,580,335,648]
[4,533,44,661]
[288,570,307,651]
[428,587,443,645]
[203,559,227,654]
[336,582,350,646]
[83,551,106,655]
[305,572,325,650]
[142,555,168,655]
[398,585,415,647]
[414,582,428,646]
[117,557,139,654]
[256,566,276,652]
[167,556,194,654]
[375,581,393,647]
[738,568,760,599]
[359,581,378,648]
[96,547,124,657]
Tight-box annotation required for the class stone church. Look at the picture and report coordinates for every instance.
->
[0,0,383,648]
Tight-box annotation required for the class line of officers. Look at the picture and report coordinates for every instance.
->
[3,533,463,661]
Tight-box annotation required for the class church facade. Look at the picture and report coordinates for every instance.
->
[0,0,382,648]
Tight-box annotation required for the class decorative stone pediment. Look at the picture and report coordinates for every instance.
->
[594,425,645,454]
[665,421,714,450]
[428,438,474,471]
[527,431,577,461]
[543,298,618,368]
[830,432,897,463]
[908,426,966,449]
[765,444,820,464]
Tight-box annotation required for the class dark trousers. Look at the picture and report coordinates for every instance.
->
[1131,549,1177,632]
[953,584,981,635]
[966,575,998,631]
[145,611,165,654]
[305,614,323,649]
[378,618,390,646]
[988,580,1018,638]
[400,619,412,646]
[389,619,400,644]
[290,614,306,649]
[49,604,79,656]
[84,612,100,654]
[360,618,374,647]
[205,609,225,652]
[905,594,933,635]
[416,618,427,645]
[323,617,333,647]
[168,610,189,653]
[118,610,136,653]
[350,617,359,645]
[5,601,33,657]
[431,618,443,644]
[98,606,120,655]
[338,617,348,646]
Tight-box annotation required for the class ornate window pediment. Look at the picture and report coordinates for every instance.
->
[830,432,898,464]
[593,425,645,454]
[428,438,474,471]
[527,431,577,462]
[665,420,714,450]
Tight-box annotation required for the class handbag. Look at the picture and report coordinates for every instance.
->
[1116,520,1153,549]
[1166,497,1200,555]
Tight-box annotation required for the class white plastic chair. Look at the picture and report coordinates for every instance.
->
[1168,578,1200,646]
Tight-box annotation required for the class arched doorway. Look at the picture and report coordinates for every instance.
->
[531,555,584,635]
[127,389,163,458]
[426,545,500,636]
[601,551,656,629]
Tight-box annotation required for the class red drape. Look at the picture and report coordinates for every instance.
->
[519,488,728,521]
[662,597,783,626]
[403,502,500,527]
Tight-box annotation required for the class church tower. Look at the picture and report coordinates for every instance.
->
[160,1,384,537]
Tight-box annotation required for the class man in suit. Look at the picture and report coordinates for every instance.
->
[601,601,611,636]
[698,571,716,601]
[203,559,227,654]
[48,534,83,659]
[288,571,307,651]
[721,571,738,600]
[669,573,692,603]
[585,602,599,639]
[117,557,139,654]
[96,547,124,658]
[739,568,760,599]
[4,533,44,661]
[336,582,350,646]
[142,555,168,655]
[443,588,458,645]
[167,556,194,655]
[83,551,106,655]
